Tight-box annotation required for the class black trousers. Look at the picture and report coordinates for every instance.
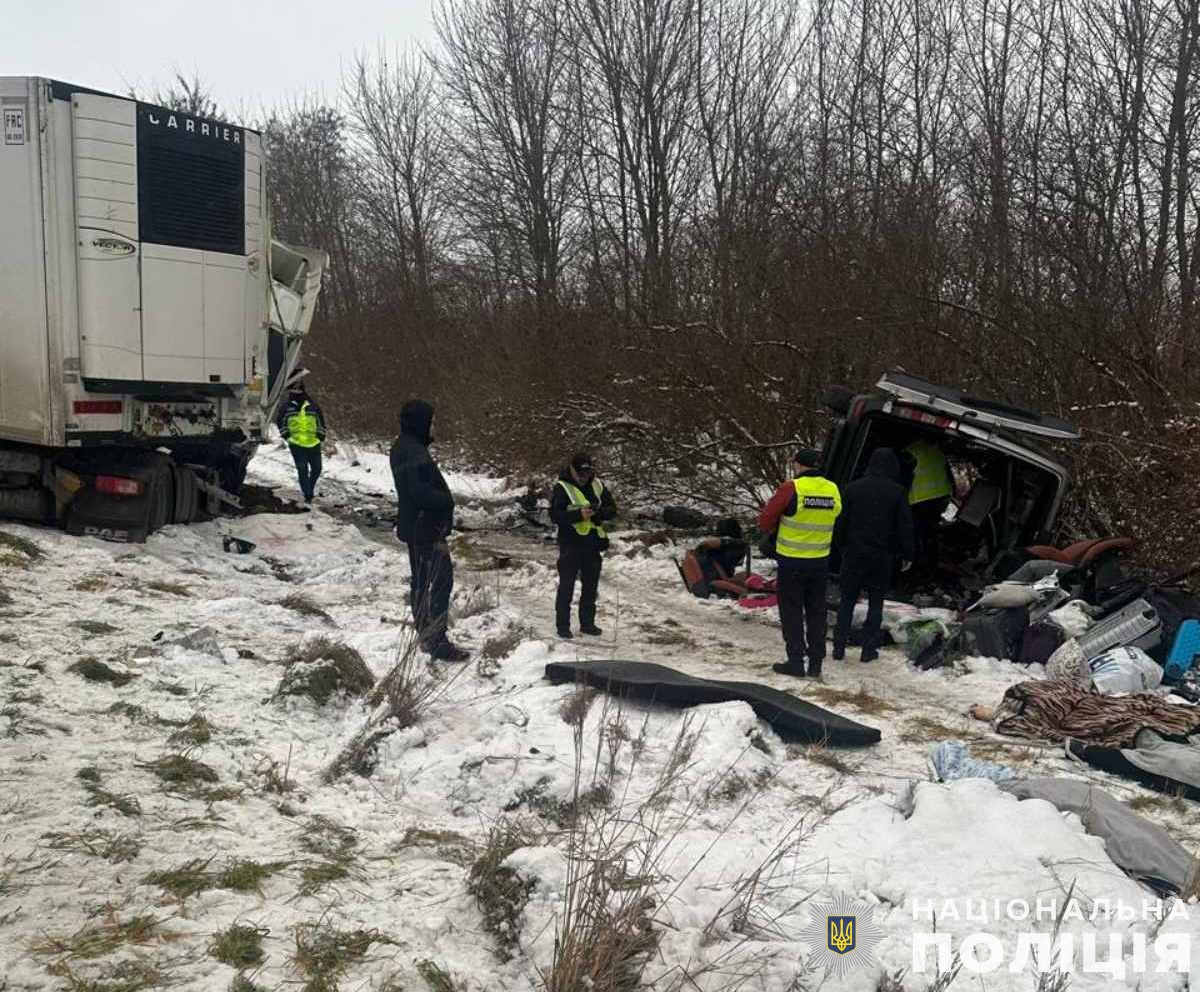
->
[911,498,948,575]
[556,547,602,631]
[289,444,323,501]
[835,555,892,653]
[408,541,454,650]
[777,558,830,667]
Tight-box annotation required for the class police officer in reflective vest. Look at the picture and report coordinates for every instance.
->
[905,438,953,577]
[550,452,617,639]
[758,448,842,678]
[277,377,327,504]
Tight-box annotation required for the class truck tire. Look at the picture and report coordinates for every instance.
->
[147,457,174,534]
[171,464,199,524]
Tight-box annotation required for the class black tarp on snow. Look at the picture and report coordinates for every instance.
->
[543,659,882,746]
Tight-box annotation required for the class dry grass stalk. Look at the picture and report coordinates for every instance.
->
[324,631,471,781]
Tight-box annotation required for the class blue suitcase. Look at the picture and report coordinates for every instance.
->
[1164,619,1200,682]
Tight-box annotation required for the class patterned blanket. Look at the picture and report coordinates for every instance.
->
[995,680,1200,748]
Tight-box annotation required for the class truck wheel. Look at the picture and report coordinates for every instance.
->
[147,457,174,534]
[172,465,199,524]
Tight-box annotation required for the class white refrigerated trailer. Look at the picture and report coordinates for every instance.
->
[0,76,325,540]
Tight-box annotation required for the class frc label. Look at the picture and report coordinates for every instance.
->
[4,106,25,145]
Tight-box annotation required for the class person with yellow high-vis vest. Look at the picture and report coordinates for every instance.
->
[549,452,617,639]
[758,448,842,678]
[276,379,327,504]
[904,438,954,578]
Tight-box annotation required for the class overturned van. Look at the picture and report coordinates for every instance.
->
[821,372,1082,581]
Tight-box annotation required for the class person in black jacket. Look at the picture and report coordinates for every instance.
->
[390,400,468,661]
[832,448,915,663]
[549,452,617,639]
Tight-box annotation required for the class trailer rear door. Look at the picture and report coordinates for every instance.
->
[0,77,53,445]
[72,93,143,383]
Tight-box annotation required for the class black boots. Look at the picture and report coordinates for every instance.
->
[431,641,470,662]
[579,624,602,636]
[772,663,806,678]
[832,643,846,661]
[557,628,573,640]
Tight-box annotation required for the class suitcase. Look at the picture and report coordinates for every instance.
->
[1163,619,1200,682]
[1078,598,1161,659]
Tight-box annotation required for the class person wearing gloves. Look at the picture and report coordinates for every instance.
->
[550,452,617,639]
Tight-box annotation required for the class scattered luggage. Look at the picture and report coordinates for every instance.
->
[1163,618,1200,682]
[1087,646,1163,695]
[1076,598,1161,658]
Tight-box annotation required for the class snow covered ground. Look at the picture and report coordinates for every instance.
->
[1,439,1197,991]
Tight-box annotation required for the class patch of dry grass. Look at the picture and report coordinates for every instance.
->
[144,580,192,597]
[468,818,541,961]
[324,633,470,781]
[209,922,268,969]
[898,715,963,744]
[275,637,374,706]
[279,592,335,625]
[31,909,176,960]
[42,828,142,864]
[804,683,897,717]
[68,657,137,687]
[0,531,44,568]
[289,921,394,991]
[137,754,219,794]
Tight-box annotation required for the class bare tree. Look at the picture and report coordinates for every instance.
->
[347,47,450,310]
[436,0,580,317]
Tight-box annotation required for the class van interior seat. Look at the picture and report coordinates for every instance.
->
[1025,536,1136,566]
[957,481,1001,528]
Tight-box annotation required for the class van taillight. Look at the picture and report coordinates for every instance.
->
[851,399,866,420]
[74,400,123,415]
[95,476,143,496]
[895,405,953,429]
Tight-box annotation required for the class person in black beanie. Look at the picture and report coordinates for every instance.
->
[549,452,617,638]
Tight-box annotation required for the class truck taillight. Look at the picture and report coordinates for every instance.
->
[95,475,143,497]
[74,400,123,415]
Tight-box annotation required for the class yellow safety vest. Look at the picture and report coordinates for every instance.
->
[907,439,951,505]
[287,401,321,449]
[558,479,606,538]
[776,476,841,559]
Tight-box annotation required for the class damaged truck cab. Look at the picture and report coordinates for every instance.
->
[822,372,1081,578]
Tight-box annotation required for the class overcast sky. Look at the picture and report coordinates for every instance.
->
[9,0,437,119]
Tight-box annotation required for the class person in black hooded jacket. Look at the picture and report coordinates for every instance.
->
[832,447,915,663]
[390,400,468,661]
[549,452,617,638]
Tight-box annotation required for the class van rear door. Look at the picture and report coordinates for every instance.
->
[877,372,1080,441]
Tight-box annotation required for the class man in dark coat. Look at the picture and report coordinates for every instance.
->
[390,400,468,661]
[832,447,915,663]
[549,452,617,638]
